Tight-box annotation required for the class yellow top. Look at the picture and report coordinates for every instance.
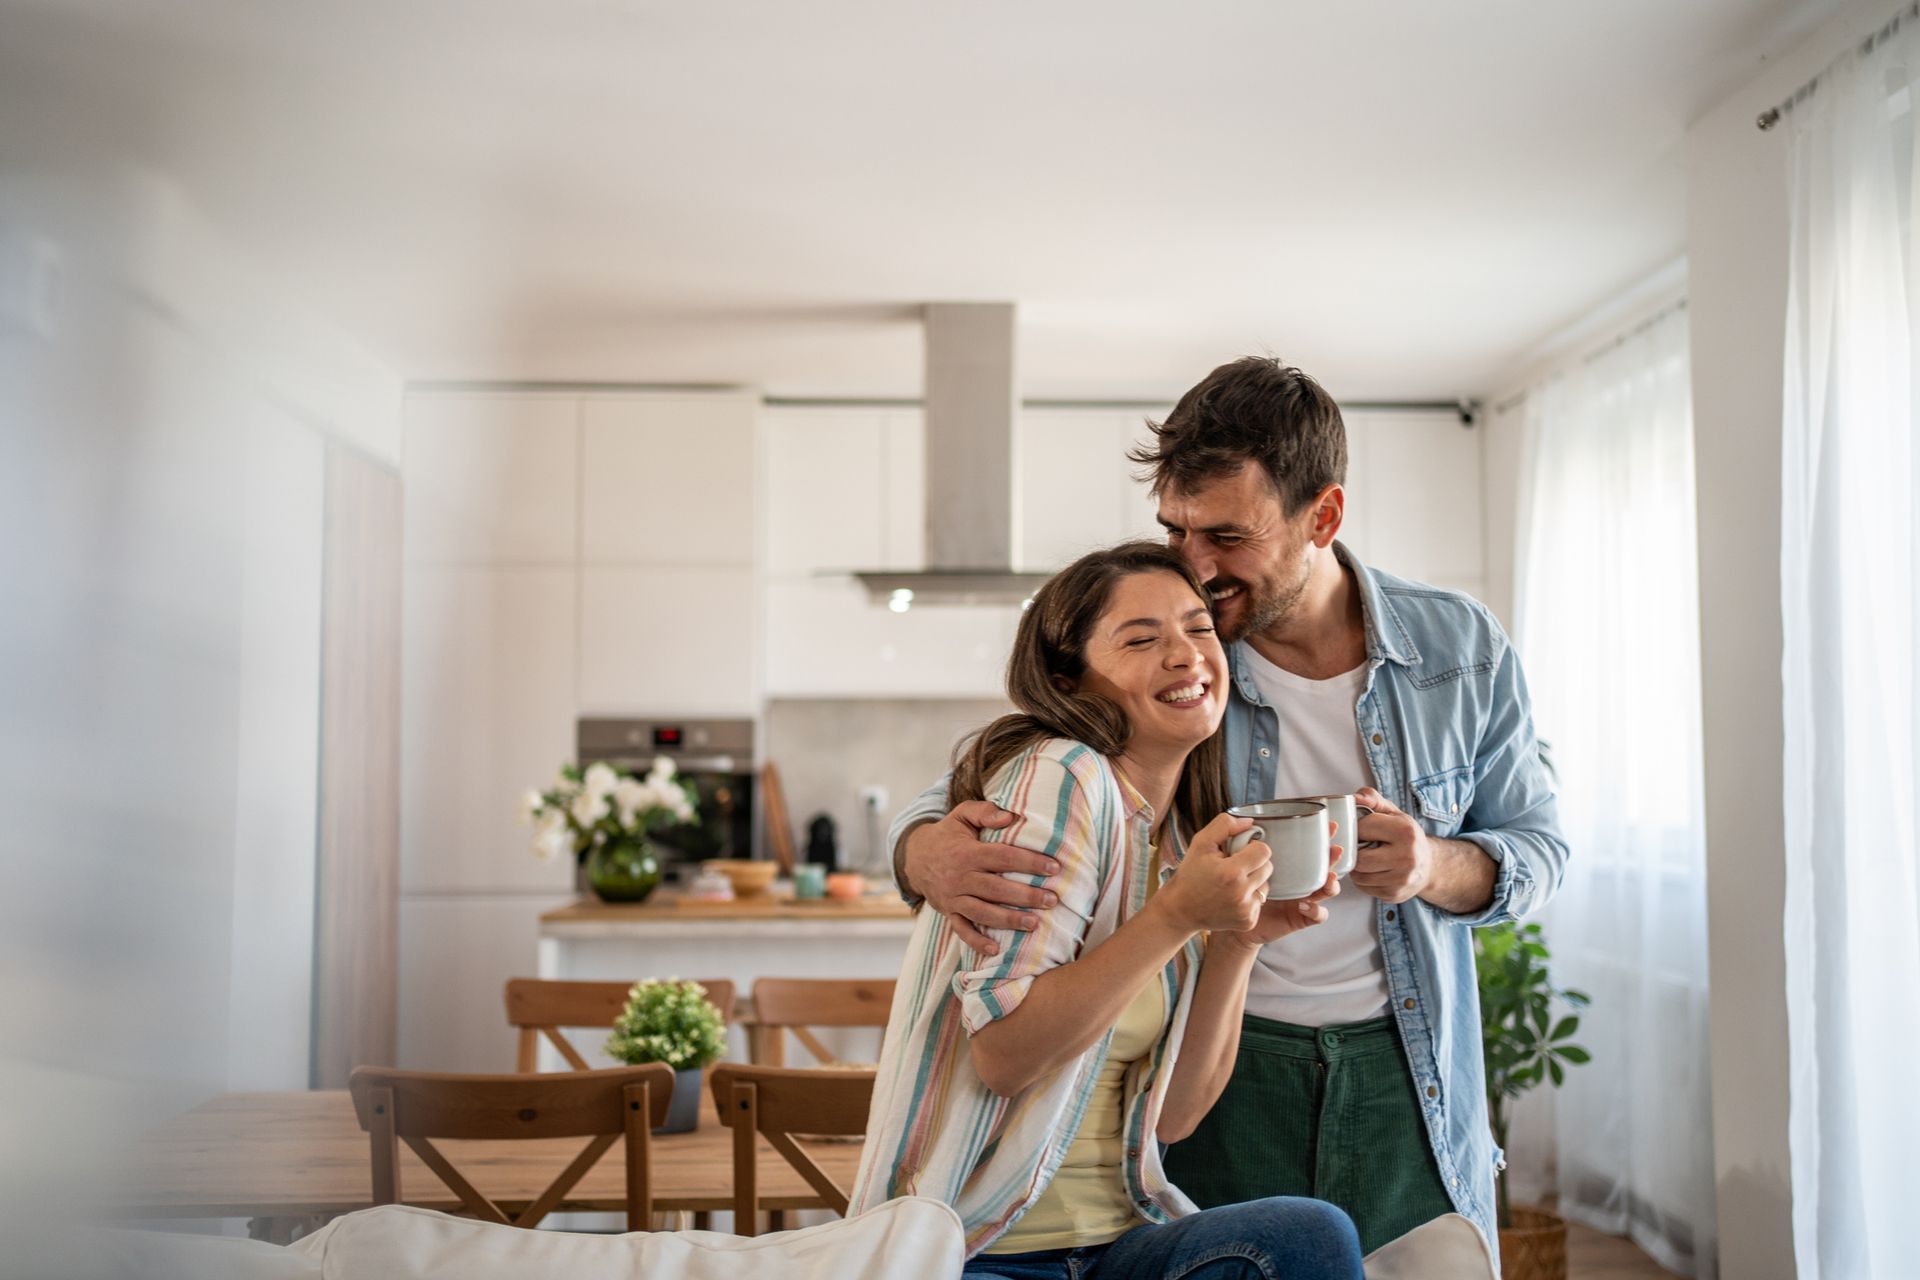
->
[985,975,1169,1252]
[984,834,1175,1254]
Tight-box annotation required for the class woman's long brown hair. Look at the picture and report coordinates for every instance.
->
[948,541,1229,837]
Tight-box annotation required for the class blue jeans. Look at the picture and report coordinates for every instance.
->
[962,1197,1364,1280]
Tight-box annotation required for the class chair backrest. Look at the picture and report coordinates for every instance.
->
[347,1064,673,1230]
[745,978,894,1067]
[707,1064,875,1237]
[503,977,737,1072]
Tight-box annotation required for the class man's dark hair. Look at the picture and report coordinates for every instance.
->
[1128,356,1347,514]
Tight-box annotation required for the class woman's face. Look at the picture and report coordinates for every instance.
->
[1071,569,1229,756]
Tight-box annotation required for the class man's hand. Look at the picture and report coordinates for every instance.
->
[901,802,1060,956]
[1350,789,1433,904]
[1353,787,1498,914]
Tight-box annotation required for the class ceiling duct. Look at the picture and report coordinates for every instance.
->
[854,302,1053,607]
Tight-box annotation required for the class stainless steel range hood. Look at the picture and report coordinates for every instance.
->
[853,302,1053,606]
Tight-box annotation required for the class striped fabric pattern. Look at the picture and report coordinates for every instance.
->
[849,737,1206,1256]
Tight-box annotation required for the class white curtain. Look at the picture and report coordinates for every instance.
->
[1514,304,1717,1276]
[1780,15,1920,1280]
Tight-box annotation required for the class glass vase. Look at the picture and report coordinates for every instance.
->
[586,836,661,904]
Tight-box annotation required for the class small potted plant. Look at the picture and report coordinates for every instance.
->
[604,978,729,1132]
[521,759,697,903]
[1475,920,1591,1280]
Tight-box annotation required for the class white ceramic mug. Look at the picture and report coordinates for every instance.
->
[1279,793,1373,877]
[1226,800,1330,898]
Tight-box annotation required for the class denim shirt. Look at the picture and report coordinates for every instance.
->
[1218,542,1566,1243]
[889,542,1567,1247]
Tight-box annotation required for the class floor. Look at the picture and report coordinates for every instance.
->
[1566,1218,1681,1279]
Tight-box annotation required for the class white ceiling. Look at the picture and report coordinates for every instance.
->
[1,0,1839,399]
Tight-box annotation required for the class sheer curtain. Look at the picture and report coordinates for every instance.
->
[1780,15,1920,1280]
[1514,304,1717,1276]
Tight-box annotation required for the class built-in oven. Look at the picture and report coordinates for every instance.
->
[576,717,755,882]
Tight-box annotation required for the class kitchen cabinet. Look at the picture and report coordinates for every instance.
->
[762,406,923,575]
[581,393,758,566]
[403,392,578,565]
[401,566,579,893]
[764,578,1020,697]
[399,388,761,1077]
[1019,408,1165,570]
[579,565,757,712]
[762,404,1017,698]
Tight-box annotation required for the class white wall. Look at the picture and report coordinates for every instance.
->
[1683,3,1907,1276]
[0,162,402,1247]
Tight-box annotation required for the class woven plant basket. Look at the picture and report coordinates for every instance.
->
[1498,1206,1568,1280]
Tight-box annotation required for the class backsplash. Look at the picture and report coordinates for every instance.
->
[764,698,1011,876]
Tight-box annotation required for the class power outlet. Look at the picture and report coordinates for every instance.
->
[858,784,890,815]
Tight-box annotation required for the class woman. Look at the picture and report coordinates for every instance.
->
[852,542,1363,1279]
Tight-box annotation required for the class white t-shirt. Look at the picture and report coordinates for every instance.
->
[1238,645,1392,1027]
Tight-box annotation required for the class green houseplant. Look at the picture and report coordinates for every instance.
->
[604,979,729,1133]
[1475,920,1591,1280]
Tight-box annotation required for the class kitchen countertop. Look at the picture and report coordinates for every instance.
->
[539,889,916,939]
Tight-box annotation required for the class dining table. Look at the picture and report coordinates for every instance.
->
[117,1090,866,1243]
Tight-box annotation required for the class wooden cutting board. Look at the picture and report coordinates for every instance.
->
[761,760,796,874]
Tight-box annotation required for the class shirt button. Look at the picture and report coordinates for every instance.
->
[1426,1085,1439,1098]
[1403,997,1416,1010]
[1259,747,1271,758]
[1450,1176,1460,1188]
[1371,733,1384,745]
[1450,802,1458,814]
[1385,909,1396,921]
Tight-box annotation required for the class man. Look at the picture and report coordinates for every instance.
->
[889,356,1567,1254]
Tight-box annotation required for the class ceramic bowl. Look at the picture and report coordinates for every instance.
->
[701,858,778,898]
[825,872,867,901]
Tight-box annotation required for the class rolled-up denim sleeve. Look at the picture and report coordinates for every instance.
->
[887,772,955,905]
[950,743,1114,1034]
[1449,640,1569,926]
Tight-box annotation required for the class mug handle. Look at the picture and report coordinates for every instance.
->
[1354,804,1384,851]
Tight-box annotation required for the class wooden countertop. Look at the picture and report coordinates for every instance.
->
[541,890,914,924]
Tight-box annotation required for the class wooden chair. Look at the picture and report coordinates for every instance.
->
[743,978,894,1067]
[347,1064,674,1230]
[504,977,737,1072]
[707,1063,875,1237]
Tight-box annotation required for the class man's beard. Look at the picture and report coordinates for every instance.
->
[1212,556,1312,644]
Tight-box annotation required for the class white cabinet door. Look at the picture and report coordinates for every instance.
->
[402,567,579,893]
[882,411,925,570]
[580,393,757,566]
[1346,410,1485,597]
[1020,410,1166,570]
[398,895,573,1072]
[404,392,578,564]
[579,566,756,713]
[765,578,1019,697]
[763,408,888,575]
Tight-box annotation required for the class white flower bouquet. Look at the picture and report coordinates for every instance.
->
[520,758,698,863]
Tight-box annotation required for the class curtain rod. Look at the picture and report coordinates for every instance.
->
[768,396,1479,424]
[1491,298,1689,416]
[1757,1,1916,130]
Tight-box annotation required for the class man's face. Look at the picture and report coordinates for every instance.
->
[1156,466,1316,644]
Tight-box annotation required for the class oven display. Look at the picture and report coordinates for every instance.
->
[652,726,683,748]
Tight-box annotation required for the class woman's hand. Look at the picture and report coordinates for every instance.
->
[1156,813,1271,936]
[1218,867,1341,951]
[1214,818,1344,952]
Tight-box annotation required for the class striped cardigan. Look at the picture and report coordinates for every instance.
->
[849,737,1207,1256]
